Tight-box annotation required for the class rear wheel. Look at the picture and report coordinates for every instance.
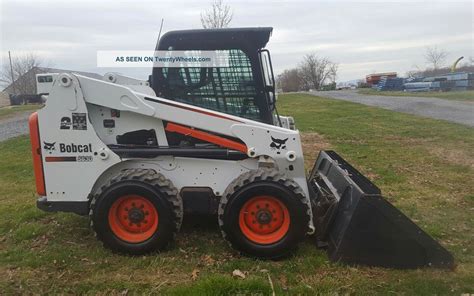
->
[219,169,310,259]
[90,169,182,255]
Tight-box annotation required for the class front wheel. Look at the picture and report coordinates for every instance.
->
[218,169,310,259]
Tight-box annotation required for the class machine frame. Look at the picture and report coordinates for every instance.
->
[32,73,314,232]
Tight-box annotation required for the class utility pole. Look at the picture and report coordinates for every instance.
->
[8,51,17,95]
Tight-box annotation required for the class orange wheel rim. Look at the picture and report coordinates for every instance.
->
[239,195,290,244]
[108,195,158,243]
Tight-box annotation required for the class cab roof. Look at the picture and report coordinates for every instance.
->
[156,27,273,51]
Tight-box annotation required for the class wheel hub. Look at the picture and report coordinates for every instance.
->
[238,195,290,245]
[108,195,159,243]
[256,210,272,224]
[128,208,145,224]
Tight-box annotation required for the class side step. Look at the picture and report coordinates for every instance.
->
[308,150,454,269]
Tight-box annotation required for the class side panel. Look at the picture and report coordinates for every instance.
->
[38,74,121,202]
[91,157,259,198]
[87,104,168,146]
[75,74,309,198]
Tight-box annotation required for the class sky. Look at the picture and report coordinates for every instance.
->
[0,0,473,83]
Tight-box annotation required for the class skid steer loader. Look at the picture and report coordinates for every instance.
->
[29,27,453,269]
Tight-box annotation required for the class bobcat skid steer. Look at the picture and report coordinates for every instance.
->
[29,27,453,269]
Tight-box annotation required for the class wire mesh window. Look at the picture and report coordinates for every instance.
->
[160,49,260,121]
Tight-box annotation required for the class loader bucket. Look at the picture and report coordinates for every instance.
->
[308,150,454,269]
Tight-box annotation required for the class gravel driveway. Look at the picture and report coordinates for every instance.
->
[308,90,474,127]
[0,111,32,142]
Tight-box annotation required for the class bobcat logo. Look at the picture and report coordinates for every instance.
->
[270,136,288,154]
[43,142,56,154]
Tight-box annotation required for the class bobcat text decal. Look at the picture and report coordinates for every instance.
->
[59,143,92,153]
[43,142,93,162]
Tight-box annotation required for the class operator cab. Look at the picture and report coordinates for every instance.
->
[151,27,277,125]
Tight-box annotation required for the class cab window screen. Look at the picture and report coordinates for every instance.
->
[161,49,260,121]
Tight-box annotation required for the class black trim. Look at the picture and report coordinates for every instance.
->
[109,145,247,160]
[181,187,218,214]
[156,27,273,52]
[36,196,89,215]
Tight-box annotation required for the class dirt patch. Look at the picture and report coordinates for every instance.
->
[427,145,474,169]
[300,132,331,170]
[384,135,474,169]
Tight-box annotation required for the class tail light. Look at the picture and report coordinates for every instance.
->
[28,112,46,196]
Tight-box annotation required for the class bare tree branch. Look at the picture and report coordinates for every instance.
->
[200,0,233,29]
[277,68,301,92]
[425,46,448,70]
[298,53,338,90]
[1,53,44,94]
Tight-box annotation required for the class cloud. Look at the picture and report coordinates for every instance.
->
[1,0,472,82]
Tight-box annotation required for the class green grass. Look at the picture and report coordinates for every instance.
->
[357,89,474,102]
[1,94,473,294]
[0,104,42,119]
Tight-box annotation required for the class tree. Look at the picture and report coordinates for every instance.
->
[298,53,338,91]
[200,0,233,29]
[424,46,448,70]
[0,53,43,94]
[277,68,301,92]
[328,62,338,83]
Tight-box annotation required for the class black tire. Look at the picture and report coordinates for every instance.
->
[218,169,310,259]
[90,169,183,255]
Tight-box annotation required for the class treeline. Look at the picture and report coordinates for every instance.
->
[277,54,338,92]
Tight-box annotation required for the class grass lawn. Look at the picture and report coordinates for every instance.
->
[0,104,43,119]
[357,88,474,102]
[1,94,473,294]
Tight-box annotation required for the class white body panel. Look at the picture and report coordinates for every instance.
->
[36,73,313,230]
[102,72,156,96]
